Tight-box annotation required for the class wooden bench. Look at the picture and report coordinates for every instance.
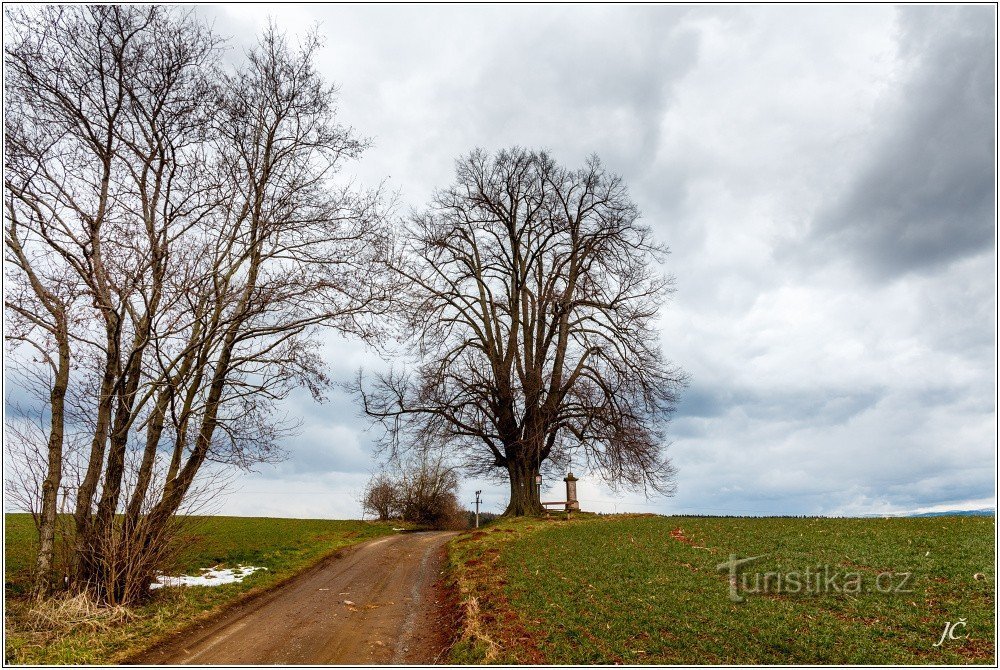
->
[542,501,573,518]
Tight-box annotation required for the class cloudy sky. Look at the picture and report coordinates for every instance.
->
[194,4,995,519]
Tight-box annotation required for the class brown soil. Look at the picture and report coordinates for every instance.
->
[129,530,459,665]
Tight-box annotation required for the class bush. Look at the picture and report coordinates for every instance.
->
[361,474,400,521]
[365,455,469,530]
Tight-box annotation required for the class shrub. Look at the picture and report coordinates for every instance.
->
[361,474,401,521]
[367,454,469,529]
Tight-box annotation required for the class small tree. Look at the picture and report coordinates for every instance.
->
[396,453,465,529]
[362,473,400,521]
[365,455,467,529]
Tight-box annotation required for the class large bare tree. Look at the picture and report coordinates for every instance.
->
[5,6,390,603]
[359,148,687,515]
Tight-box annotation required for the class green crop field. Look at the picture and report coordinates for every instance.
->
[4,514,400,665]
[448,514,995,665]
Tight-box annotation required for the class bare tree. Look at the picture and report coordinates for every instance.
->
[361,472,400,521]
[140,24,390,531]
[2,263,74,598]
[396,453,464,528]
[358,148,687,515]
[5,7,391,604]
[362,455,465,528]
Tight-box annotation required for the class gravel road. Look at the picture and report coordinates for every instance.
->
[131,530,459,665]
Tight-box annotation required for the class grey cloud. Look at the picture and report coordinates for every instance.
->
[259,432,372,479]
[665,448,992,518]
[676,382,886,426]
[256,387,378,478]
[745,388,887,426]
[809,5,996,279]
[674,384,729,419]
[879,467,995,504]
[663,364,992,515]
[466,7,701,171]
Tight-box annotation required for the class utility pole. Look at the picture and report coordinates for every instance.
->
[475,490,482,528]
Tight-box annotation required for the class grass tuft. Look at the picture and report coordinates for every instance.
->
[25,592,137,633]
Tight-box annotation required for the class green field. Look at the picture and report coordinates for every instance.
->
[448,514,995,664]
[8,512,995,665]
[4,514,399,664]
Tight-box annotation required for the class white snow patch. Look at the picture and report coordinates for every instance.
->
[149,565,267,590]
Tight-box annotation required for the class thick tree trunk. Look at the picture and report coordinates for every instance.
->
[93,367,141,534]
[78,356,143,600]
[503,459,543,516]
[33,326,70,599]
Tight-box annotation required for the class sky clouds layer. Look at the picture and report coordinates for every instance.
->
[178,5,998,519]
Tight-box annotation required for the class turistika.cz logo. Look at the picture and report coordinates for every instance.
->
[716,554,914,602]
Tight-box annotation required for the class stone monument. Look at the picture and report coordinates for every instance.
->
[564,472,580,511]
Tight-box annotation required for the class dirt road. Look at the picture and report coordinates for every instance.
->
[132,531,459,665]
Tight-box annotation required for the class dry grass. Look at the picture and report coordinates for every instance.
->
[5,592,142,663]
[24,592,137,633]
[453,595,502,663]
[444,516,574,664]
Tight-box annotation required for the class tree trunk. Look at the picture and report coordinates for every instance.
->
[72,340,117,577]
[33,324,70,599]
[503,459,543,516]
[124,389,169,528]
[78,351,144,599]
[93,362,142,536]
[149,340,234,528]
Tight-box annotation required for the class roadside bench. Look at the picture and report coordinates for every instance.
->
[540,473,580,518]
[542,501,574,518]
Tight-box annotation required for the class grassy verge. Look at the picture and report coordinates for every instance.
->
[4,514,402,664]
[445,513,995,664]
[443,513,585,663]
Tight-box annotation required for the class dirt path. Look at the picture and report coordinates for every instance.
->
[131,530,459,665]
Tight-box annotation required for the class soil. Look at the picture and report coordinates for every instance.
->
[129,530,460,665]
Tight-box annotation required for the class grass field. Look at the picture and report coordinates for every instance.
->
[447,513,995,665]
[4,514,399,664]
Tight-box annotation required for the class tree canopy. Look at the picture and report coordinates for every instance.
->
[359,148,687,515]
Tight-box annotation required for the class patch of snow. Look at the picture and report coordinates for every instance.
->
[149,564,267,590]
